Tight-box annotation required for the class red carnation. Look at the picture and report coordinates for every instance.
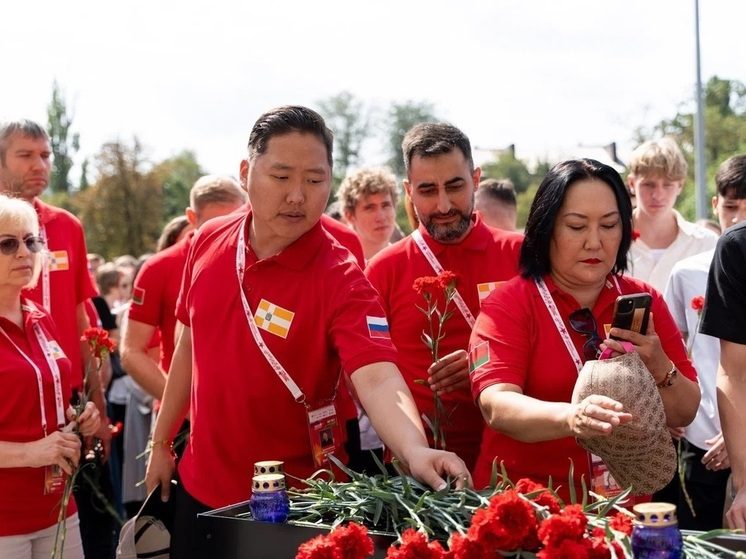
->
[515,478,561,514]
[413,276,441,298]
[538,505,588,548]
[631,229,640,241]
[386,529,444,559]
[585,530,612,559]
[515,478,544,494]
[534,493,561,515]
[537,539,590,559]
[330,523,374,559]
[296,534,339,559]
[690,295,705,313]
[447,533,488,559]
[608,512,633,536]
[467,490,537,551]
[81,327,116,358]
[437,270,458,290]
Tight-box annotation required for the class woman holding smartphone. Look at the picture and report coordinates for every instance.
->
[468,159,700,499]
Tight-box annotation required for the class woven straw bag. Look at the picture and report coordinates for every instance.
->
[570,351,676,495]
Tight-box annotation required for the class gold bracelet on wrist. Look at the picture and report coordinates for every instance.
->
[147,438,174,452]
[656,363,678,388]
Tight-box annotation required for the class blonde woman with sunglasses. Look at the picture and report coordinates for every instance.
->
[0,194,99,559]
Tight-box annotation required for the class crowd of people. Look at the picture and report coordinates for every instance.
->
[1,108,745,558]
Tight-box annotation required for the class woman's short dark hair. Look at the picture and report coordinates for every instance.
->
[248,105,334,167]
[520,158,633,279]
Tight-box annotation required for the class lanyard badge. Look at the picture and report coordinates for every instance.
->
[588,453,623,498]
[306,403,340,468]
[44,465,66,495]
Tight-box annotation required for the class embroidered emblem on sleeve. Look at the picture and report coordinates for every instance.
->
[477,281,505,304]
[132,287,145,305]
[468,341,490,373]
[366,316,390,340]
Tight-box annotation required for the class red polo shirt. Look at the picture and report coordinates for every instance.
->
[23,199,97,390]
[0,299,76,535]
[469,274,697,500]
[365,216,523,470]
[129,232,194,371]
[175,210,398,508]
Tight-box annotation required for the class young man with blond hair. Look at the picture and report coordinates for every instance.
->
[627,137,718,291]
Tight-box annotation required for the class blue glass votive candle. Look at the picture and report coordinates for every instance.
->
[250,473,289,523]
[631,502,683,559]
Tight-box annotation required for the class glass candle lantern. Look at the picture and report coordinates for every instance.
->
[250,473,289,523]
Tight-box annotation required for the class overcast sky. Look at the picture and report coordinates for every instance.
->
[2,0,744,180]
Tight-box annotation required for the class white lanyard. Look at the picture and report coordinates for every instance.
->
[0,318,66,435]
[235,217,305,403]
[411,229,476,328]
[535,278,584,374]
[40,225,51,312]
[534,276,623,374]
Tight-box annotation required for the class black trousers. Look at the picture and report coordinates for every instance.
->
[171,481,211,559]
[75,452,117,559]
[653,438,731,530]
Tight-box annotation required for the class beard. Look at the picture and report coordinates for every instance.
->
[422,208,472,242]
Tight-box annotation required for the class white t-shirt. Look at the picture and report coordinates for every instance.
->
[663,249,720,450]
[629,210,718,292]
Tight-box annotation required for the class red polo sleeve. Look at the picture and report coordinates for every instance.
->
[329,275,399,375]
[469,279,533,399]
[129,259,165,327]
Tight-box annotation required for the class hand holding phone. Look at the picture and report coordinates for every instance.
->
[610,294,652,340]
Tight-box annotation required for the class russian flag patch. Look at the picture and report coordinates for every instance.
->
[366,316,390,339]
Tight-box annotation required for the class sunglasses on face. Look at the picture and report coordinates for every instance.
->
[568,307,602,361]
[0,235,45,256]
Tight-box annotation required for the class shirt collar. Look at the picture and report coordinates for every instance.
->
[20,297,46,323]
[543,273,622,307]
[415,213,490,255]
[673,210,702,237]
[243,210,325,271]
[32,198,54,226]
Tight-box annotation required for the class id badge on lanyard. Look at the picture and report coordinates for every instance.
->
[588,453,623,498]
[44,465,65,495]
[306,403,340,468]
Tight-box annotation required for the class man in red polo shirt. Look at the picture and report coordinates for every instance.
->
[365,123,523,471]
[122,175,247,400]
[145,106,469,559]
[0,119,114,558]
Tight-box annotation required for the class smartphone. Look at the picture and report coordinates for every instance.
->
[610,293,652,339]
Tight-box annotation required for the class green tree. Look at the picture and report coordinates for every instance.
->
[385,100,438,178]
[46,81,80,193]
[76,139,162,258]
[481,150,533,194]
[79,158,90,191]
[317,92,372,188]
[150,150,204,220]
